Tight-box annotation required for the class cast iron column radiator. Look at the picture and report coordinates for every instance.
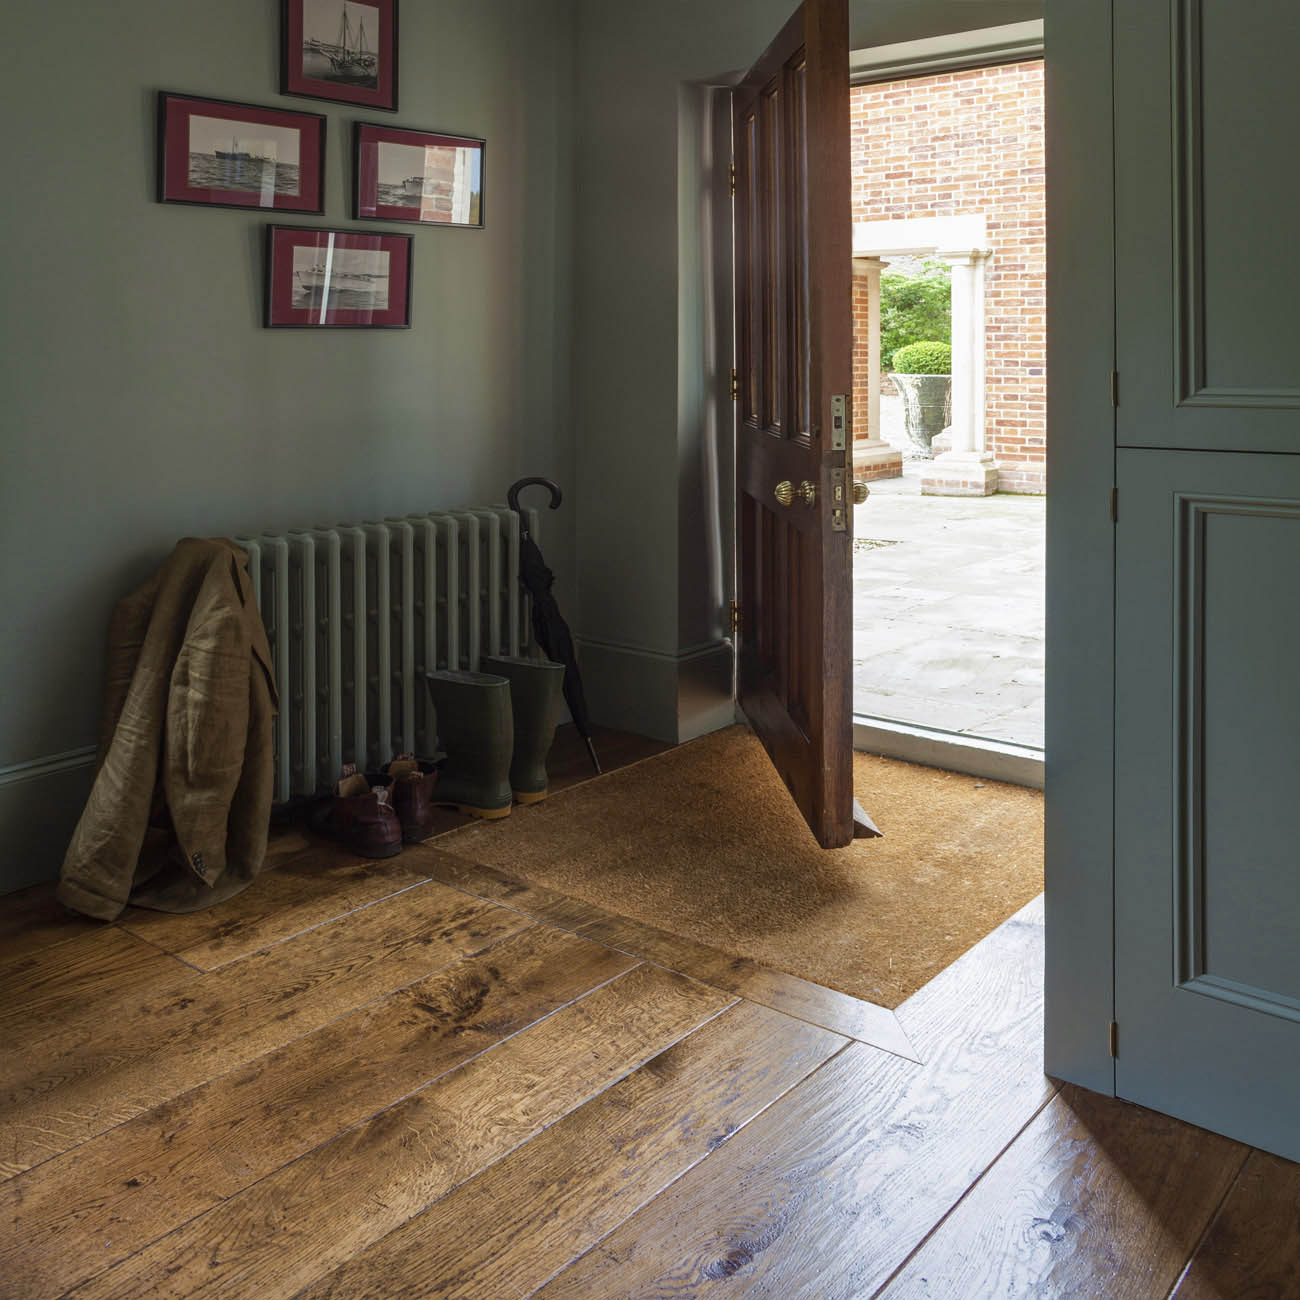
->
[237,504,539,803]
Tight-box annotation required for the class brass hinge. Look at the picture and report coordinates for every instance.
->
[729,599,740,634]
[1108,1020,1118,1058]
[1109,370,1120,408]
[1110,486,1118,523]
[728,162,736,197]
[730,368,739,401]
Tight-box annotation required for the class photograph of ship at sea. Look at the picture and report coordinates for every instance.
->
[291,246,390,311]
[301,0,381,89]
[376,140,481,224]
[187,114,301,199]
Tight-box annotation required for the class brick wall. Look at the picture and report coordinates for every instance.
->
[852,60,1045,493]
[851,271,872,454]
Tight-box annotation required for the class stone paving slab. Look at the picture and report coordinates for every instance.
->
[853,462,1045,749]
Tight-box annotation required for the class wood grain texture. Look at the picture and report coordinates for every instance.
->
[117,848,432,969]
[297,1001,846,1300]
[879,1084,1247,1299]
[70,964,733,1300]
[0,926,196,1056]
[0,882,528,1177]
[534,892,1052,1299]
[413,848,918,1058]
[0,883,100,961]
[1171,1148,1300,1300]
[2,925,634,1300]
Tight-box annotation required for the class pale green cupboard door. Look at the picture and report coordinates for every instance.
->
[1113,0,1300,1160]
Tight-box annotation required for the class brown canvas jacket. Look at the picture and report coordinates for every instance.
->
[58,538,278,921]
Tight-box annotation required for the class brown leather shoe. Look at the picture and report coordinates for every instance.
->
[311,766,403,858]
[382,755,440,843]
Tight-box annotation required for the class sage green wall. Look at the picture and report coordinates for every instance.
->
[0,0,576,892]
[569,0,1043,740]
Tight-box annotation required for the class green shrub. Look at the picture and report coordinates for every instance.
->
[890,340,952,375]
[879,261,951,368]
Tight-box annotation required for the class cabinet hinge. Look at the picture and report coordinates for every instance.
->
[1110,486,1118,524]
[728,162,736,197]
[1109,370,1120,408]
[730,368,739,401]
[729,599,740,634]
[1108,1020,1119,1058]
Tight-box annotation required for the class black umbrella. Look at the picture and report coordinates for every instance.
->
[506,477,601,775]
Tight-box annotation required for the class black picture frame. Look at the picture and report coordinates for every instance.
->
[281,0,399,113]
[156,91,327,214]
[264,224,414,329]
[352,121,486,228]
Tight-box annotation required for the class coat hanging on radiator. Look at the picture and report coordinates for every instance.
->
[238,504,538,803]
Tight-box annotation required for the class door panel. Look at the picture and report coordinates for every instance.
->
[1116,0,1300,452]
[1112,0,1300,1159]
[733,0,853,848]
[1115,450,1300,1159]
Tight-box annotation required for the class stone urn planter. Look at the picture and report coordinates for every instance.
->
[889,372,952,457]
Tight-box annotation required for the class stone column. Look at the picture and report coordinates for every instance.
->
[922,248,997,496]
[851,256,902,481]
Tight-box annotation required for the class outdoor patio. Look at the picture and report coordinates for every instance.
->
[852,455,1045,751]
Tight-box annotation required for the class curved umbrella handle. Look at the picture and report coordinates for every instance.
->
[507,477,563,515]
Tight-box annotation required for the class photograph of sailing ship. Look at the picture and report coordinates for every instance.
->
[187,114,301,199]
[300,0,381,89]
[291,246,390,311]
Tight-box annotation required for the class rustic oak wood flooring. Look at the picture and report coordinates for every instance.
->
[3,725,1298,1298]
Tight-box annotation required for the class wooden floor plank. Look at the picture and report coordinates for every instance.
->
[2,925,635,1300]
[896,893,1045,1058]
[0,881,529,1177]
[69,964,733,1300]
[413,848,918,1057]
[0,883,101,962]
[1170,1148,1300,1299]
[533,895,1051,1299]
[0,926,197,1055]
[296,1001,847,1300]
[878,1083,1247,1300]
[117,848,432,970]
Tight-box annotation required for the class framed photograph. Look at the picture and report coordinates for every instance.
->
[157,92,326,212]
[265,225,412,328]
[353,122,484,228]
[283,0,398,112]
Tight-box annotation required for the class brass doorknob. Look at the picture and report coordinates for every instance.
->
[852,481,869,505]
[774,480,794,507]
[798,480,817,507]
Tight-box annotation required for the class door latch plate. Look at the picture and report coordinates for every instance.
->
[831,467,848,532]
[830,395,848,451]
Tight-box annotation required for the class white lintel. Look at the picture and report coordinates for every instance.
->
[853,215,988,261]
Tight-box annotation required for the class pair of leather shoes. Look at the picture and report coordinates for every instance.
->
[311,756,439,859]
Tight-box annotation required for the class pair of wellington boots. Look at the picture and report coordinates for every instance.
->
[424,656,565,820]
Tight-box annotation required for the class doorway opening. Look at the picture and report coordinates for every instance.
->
[848,48,1046,781]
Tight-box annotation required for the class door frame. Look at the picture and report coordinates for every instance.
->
[1042,0,1117,1095]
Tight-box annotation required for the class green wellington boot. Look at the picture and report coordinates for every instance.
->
[423,670,514,820]
[481,655,566,804]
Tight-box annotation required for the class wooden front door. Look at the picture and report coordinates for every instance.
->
[733,0,856,849]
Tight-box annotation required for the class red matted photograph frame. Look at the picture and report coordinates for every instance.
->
[353,121,485,228]
[265,225,412,329]
[282,0,398,112]
[157,92,326,213]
